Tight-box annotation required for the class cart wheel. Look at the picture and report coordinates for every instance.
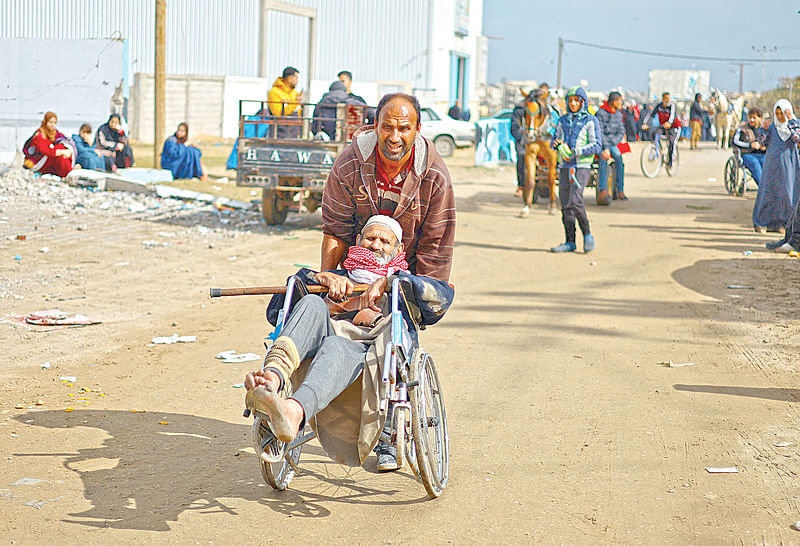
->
[666,146,679,177]
[640,142,661,178]
[408,348,449,498]
[253,415,302,490]
[723,157,737,194]
[261,189,289,225]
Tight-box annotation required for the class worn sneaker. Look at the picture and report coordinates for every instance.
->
[597,190,611,206]
[583,234,596,253]
[550,242,577,253]
[774,243,797,253]
[766,240,785,250]
[374,443,399,472]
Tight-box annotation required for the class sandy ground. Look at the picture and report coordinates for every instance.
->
[1,143,800,545]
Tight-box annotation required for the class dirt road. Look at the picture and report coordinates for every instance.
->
[2,143,799,544]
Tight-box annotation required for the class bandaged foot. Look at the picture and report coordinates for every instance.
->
[245,386,304,443]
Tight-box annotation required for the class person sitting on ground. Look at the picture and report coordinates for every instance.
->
[732,107,767,188]
[311,80,367,140]
[243,215,453,469]
[22,111,75,178]
[94,113,134,171]
[550,86,602,254]
[595,91,627,203]
[160,122,208,180]
[757,99,800,239]
[71,124,105,171]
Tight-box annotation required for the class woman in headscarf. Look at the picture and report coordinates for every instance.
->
[22,112,75,177]
[94,113,134,171]
[160,122,207,180]
[752,99,800,233]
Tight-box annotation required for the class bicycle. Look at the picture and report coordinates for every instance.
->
[640,126,680,178]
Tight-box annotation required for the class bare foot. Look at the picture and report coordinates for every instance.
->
[246,387,304,442]
[244,368,281,391]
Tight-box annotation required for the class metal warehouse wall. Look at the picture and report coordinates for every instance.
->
[2,0,432,85]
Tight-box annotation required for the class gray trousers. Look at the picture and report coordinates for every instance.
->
[558,167,591,242]
[267,295,367,420]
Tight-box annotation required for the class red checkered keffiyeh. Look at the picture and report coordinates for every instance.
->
[342,245,409,281]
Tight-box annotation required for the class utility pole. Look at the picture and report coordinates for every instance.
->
[556,37,563,90]
[752,45,777,92]
[154,0,166,168]
[730,62,751,94]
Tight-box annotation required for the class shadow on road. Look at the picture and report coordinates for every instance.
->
[673,384,800,402]
[12,409,427,531]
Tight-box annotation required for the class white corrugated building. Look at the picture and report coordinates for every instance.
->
[2,0,486,141]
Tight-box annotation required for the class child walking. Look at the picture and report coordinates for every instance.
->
[550,86,603,253]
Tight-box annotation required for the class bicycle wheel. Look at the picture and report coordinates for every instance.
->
[408,348,449,498]
[666,145,679,177]
[640,142,662,178]
[723,156,737,194]
[253,415,302,490]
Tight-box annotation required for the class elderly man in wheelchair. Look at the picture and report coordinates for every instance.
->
[243,215,453,495]
[730,107,767,189]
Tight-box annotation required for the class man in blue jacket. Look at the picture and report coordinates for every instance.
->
[550,86,603,253]
[595,91,627,203]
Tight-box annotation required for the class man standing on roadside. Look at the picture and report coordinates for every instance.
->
[689,93,706,151]
[595,91,627,203]
[320,92,456,471]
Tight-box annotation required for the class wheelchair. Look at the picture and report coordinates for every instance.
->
[723,148,754,197]
[249,275,450,498]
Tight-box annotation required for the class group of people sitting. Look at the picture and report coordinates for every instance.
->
[22,111,207,181]
[23,112,134,178]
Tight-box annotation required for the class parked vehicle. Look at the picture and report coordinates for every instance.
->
[235,100,368,225]
[419,106,475,157]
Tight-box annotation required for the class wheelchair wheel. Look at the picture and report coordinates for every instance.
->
[253,415,302,490]
[723,156,738,194]
[640,142,661,178]
[735,166,747,197]
[408,348,449,498]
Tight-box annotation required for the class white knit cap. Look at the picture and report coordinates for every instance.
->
[362,215,403,243]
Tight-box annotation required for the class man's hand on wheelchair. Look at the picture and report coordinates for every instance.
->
[359,277,388,312]
[315,271,354,301]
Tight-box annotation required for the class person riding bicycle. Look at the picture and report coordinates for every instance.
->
[641,92,681,168]
[732,107,767,185]
[244,215,454,468]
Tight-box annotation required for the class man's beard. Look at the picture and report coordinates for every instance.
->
[379,139,412,161]
[372,245,399,265]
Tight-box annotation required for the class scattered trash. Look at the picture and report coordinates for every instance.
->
[39,246,49,253]
[707,177,717,182]
[726,284,754,290]
[293,263,312,268]
[705,466,738,473]
[14,404,24,409]
[197,226,210,235]
[774,441,794,447]
[227,256,237,261]
[10,478,44,486]
[151,334,197,344]
[231,383,245,388]
[40,362,51,369]
[789,250,800,258]
[114,261,129,266]
[129,409,146,413]
[216,350,261,363]
[142,240,170,248]
[26,309,100,327]
[742,250,752,256]
[158,421,169,425]
[14,255,21,261]
[589,261,597,266]
[23,496,62,509]
[35,400,43,406]
[64,407,74,412]
[128,204,147,213]
[686,205,712,210]
[15,234,27,240]
[158,231,177,238]
[791,521,800,531]
[659,360,695,368]
[284,236,299,240]
[58,376,76,382]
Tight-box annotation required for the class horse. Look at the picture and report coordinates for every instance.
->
[520,90,559,217]
[710,89,744,149]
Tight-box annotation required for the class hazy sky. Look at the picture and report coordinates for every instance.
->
[483,0,800,94]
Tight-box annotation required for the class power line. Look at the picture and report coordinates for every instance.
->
[562,39,800,63]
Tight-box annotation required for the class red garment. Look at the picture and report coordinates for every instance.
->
[374,149,415,215]
[342,245,409,277]
[599,101,616,114]
[25,130,73,177]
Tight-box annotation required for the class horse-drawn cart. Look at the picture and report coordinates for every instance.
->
[235,100,369,225]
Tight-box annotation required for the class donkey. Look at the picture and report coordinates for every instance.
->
[520,90,559,217]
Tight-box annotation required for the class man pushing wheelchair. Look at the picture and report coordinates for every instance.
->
[243,92,456,476]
